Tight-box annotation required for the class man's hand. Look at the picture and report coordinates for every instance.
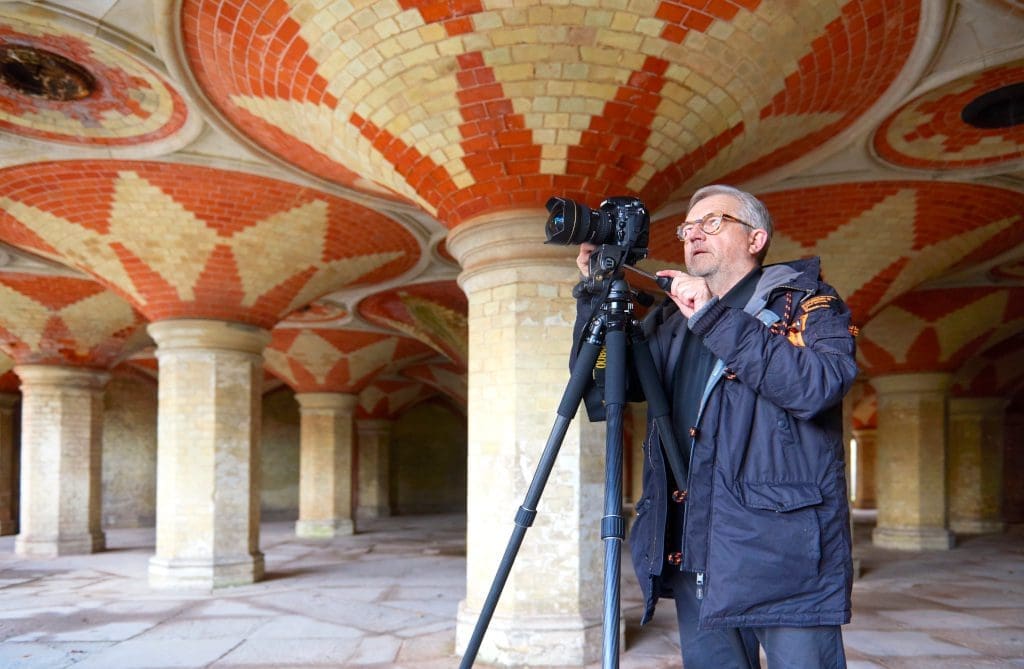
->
[657,269,712,318]
[577,242,597,278]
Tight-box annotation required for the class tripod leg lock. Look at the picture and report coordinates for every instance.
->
[601,514,625,540]
[515,506,537,528]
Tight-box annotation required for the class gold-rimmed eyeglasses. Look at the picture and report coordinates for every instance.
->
[676,212,755,241]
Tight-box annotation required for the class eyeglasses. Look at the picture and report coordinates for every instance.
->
[676,212,755,241]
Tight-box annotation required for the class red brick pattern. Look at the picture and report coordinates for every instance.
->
[707,0,920,190]
[0,272,144,367]
[265,328,434,393]
[954,330,1024,398]
[402,360,467,407]
[875,61,1024,170]
[180,0,919,226]
[0,161,420,328]
[858,287,1024,376]
[645,182,1024,323]
[357,377,430,420]
[358,281,468,369]
[0,370,18,393]
[0,17,188,146]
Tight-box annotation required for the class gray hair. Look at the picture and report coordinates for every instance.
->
[688,184,773,262]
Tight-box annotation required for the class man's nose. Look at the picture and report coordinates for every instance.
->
[687,225,707,243]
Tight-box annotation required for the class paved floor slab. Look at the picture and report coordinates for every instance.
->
[0,513,1020,668]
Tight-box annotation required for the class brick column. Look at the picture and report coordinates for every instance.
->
[295,392,357,538]
[147,320,269,589]
[851,428,877,509]
[872,373,953,550]
[0,393,17,536]
[356,418,392,520]
[948,397,1007,534]
[449,211,605,666]
[14,366,108,556]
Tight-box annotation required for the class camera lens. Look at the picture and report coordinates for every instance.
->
[545,197,614,246]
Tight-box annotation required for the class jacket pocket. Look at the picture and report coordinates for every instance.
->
[704,481,824,619]
[735,481,822,566]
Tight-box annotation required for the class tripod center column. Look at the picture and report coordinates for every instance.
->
[448,210,606,666]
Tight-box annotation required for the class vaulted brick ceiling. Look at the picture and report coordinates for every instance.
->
[0,0,1022,409]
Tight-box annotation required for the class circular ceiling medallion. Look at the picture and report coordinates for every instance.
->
[0,13,189,146]
[874,61,1024,170]
[961,82,1024,130]
[0,45,95,100]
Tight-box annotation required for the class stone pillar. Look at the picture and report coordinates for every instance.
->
[627,402,646,507]
[356,418,392,520]
[147,320,269,589]
[449,211,605,666]
[14,366,108,556]
[872,373,953,550]
[1005,412,1024,524]
[851,428,877,509]
[0,393,18,535]
[295,392,357,538]
[948,397,1007,534]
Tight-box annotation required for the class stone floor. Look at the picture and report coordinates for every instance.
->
[0,512,1021,668]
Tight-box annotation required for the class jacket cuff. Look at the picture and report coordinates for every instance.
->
[687,297,726,337]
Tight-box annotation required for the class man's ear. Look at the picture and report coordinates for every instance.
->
[749,229,768,256]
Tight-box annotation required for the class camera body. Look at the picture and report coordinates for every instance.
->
[545,195,650,290]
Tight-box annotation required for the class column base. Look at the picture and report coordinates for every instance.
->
[148,553,265,589]
[295,518,354,538]
[455,600,605,667]
[15,531,105,557]
[951,519,1005,534]
[873,526,954,550]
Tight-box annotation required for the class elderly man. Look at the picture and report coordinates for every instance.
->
[574,184,857,668]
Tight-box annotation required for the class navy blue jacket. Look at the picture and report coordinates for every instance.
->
[575,257,857,629]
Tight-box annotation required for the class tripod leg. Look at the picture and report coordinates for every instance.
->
[459,338,603,669]
[601,326,627,669]
[630,335,688,493]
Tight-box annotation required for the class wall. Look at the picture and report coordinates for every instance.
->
[391,399,466,515]
[101,371,157,528]
[261,386,300,520]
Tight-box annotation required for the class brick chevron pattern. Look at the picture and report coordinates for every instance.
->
[875,60,1024,170]
[358,377,429,420]
[645,182,1024,323]
[358,281,468,369]
[0,351,16,392]
[955,331,1024,398]
[402,360,467,407]
[0,272,144,366]
[0,161,420,328]
[181,0,919,224]
[0,12,188,146]
[265,328,434,393]
[857,287,1024,376]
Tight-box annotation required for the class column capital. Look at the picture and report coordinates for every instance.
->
[14,364,110,390]
[447,209,578,293]
[871,372,952,396]
[148,319,270,356]
[295,392,359,412]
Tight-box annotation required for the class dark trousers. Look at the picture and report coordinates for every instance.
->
[670,571,847,668]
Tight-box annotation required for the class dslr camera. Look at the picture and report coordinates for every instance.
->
[544,195,650,292]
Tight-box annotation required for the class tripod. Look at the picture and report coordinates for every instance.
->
[460,272,688,669]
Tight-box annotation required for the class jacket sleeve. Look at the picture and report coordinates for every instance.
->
[687,288,858,420]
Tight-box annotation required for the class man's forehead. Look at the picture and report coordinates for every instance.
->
[688,193,740,216]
